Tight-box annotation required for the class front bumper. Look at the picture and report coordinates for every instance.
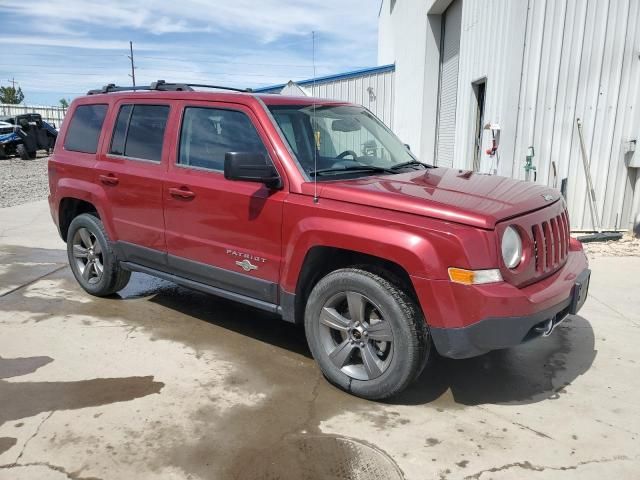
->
[412,249,590,359]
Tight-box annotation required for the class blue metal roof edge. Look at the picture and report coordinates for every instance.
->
[253,64,396,92]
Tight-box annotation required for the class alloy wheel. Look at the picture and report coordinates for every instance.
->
[71,227,104,285]
[318,291,394,381]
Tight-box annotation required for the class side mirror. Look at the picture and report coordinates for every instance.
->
[224,152,282,189]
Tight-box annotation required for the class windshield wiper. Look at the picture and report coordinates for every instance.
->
[390,160,434,170]
[310,165,396,177]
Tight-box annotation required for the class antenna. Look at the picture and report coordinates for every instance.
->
[312,31,319,204]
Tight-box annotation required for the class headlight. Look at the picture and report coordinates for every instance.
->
[501,226,522,269]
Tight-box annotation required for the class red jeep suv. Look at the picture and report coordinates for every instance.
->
[48,82,590,399]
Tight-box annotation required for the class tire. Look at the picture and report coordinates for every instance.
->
[305,268,431,400]
[66,213,131,296]
[16,144,29,160]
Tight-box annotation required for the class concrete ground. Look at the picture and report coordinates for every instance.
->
[0,200,639,480]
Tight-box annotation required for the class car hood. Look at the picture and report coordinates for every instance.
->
[317,167,561,229]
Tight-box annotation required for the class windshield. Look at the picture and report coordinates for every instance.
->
[268,104,428,179]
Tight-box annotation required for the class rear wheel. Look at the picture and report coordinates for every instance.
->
[305,268,430,400]
[16,144,29,160]
[67,213,131,296]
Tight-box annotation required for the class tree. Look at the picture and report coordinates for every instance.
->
[59,98,69,109]
[0,85,25,104]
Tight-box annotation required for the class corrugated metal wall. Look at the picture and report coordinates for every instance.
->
[451,0,529,177]
[307,70,395,160]
[450,0,640,230]
[0,104,66,127]
[512,0,640,230]
[307,69,396,129]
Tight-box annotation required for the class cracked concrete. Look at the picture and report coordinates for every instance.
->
[13,411,54,464]
[463,455,638,479]
[1,199,639,479]
[0,461,103,480]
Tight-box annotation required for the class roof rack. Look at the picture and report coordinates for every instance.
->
[87,80,252,95]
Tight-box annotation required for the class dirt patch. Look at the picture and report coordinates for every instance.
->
[0,356,164,425]
[0,356,53,379]
[0,437,17,455]
[581,234,640,258]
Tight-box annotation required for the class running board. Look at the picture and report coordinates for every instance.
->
[120,261,282,315]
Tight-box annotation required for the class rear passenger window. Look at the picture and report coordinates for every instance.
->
[109,104,169,162]
[178,107,267,171]
[64,104,108,154]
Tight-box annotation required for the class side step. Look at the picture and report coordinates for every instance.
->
[120,261,282,315]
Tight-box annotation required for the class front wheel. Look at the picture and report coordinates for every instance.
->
[305,268,431,400]
[67,213,131,296]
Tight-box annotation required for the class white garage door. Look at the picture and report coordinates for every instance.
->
[435,0,462,168]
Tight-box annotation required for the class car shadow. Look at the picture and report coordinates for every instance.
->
[390,315,596,406]
[142,277,595,406]
[141,277,313,359]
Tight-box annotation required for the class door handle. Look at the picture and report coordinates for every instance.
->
[169,187,196,200]
[99,174,119,186]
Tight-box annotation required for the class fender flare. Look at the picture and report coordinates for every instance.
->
[56,178,118,240]
[280,217,444,293]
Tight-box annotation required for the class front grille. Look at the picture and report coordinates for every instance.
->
[0,127,13,135]
[531,208,570,273]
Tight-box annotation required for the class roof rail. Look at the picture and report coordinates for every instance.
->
[87,80,251,95]
[86,84,157,95]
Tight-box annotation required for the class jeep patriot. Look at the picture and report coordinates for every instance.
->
[48,82,590,399]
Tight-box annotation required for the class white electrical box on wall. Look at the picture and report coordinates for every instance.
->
[624,140,638,167]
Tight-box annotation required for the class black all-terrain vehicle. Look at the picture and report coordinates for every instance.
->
[0,113,58,159]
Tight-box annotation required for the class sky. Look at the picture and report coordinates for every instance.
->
[0,0,380,105]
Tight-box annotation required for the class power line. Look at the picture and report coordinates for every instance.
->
[3,51,329,69]
[0,52,127,58]
[1,54,366,71]
[0,72,110,76]
[0,69,296,78]
[0,63,317,75]
[0,63,127,70]
[135,55,318,68]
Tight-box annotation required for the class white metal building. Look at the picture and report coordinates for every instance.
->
[255,65,396,129]
[379,0,640,231]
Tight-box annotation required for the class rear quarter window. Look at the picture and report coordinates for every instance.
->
[64,104,108,154]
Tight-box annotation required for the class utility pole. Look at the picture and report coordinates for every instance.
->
[128,41,136,87]
[7,78,16,89]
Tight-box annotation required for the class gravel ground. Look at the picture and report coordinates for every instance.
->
[0,153,50,208]
[1,155,638,256]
